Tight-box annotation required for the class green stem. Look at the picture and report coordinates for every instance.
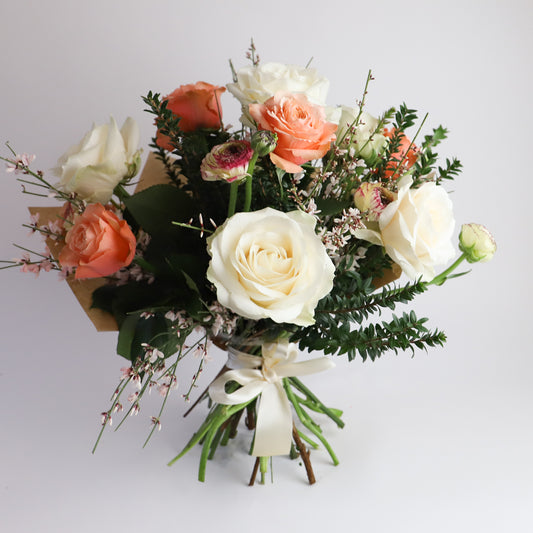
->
[199,424,221,481]
[428,253,467,286]
[207,424,226,460]
[168,399,254,470]
[243,153,259,212]
[289,377,344,428]
[227,181,239,218]
[168,405,226,467]
[284,379,340,466]
[297,430,319,449]
[259,456,269,485]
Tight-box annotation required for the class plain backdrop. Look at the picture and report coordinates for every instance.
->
[1,1,532,532]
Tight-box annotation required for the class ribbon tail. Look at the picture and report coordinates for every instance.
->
[252,381,293,457]
[275,357,335,379]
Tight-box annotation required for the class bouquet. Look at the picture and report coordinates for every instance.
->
[1,43,496,485]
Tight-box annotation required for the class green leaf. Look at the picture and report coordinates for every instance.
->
[116,314,140,360]
[116,312,171,361]
[181,269,201,294]
[315,198,353,216]
[124,184,195,237]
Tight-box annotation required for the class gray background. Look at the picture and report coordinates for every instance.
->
[1,1,531,531]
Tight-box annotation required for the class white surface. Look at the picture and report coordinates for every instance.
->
[1,1,532,532]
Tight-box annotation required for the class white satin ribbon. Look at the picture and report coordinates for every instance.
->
[208,340,335,457]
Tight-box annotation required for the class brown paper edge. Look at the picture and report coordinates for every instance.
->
[28,153,169,332]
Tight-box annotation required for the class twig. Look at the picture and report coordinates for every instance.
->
[249,457,260,486]
[292,425,316,485]
[245,403,256,430]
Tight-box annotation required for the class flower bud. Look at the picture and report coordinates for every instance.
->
[200,140,253,183]
[250,130,278,156]
[459,223,496,263]
[353,182,395,221]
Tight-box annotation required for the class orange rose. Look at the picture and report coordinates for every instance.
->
[59,203,136,279]
[383,128,419,179]
[248,92,337,173]
[156,81,226,150]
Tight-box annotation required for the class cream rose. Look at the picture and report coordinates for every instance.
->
[355,176,455,281]
[336,107,388,164]
[54,117,141,204]
[227,62,330,126]
[207,207,335,326]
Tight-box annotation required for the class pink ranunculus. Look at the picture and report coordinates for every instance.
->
[156,82,226,151]
[248,92,337,173]
[200,140,253,183]
[59,203,136,279]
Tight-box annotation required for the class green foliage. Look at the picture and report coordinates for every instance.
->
[437,157,463,184]
[125,184,195,237]
[288,259,436,362]
[394,103,418,131]
[293,310,446,362]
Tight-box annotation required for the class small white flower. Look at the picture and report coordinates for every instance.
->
[5,153,35,174]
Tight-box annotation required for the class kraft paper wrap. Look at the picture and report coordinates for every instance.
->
[28,152,169,331]
[29,152,401,332]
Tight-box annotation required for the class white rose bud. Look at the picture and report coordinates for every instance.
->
[459,223,496,263]
[54,116,141,204]
[207,207,335,326]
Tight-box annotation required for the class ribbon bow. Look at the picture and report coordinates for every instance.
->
[208,340,335,457]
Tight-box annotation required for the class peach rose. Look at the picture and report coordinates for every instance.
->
[156,82,226,150]
[248,92,337,173]
[59,203,136,279]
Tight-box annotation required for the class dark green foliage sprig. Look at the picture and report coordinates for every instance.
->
[286,250,437,362]
[411,126,447,185]
[410,125,463,186]
[316,276,428,325]
[393,103,418,131]
[292,310,446,362]
[375,103,417,180]
[437,157,463,184]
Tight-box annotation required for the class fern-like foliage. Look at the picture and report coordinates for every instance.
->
[437,157,463,184]
[288,261,442,362]
[292,310,446,362]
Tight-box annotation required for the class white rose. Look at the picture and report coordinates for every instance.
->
[459,223,496,263]
[355,176,456,281]
[335,107,388,163]
[207,207,335,326]
[227,62,330,126]
[54,116,141,204]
